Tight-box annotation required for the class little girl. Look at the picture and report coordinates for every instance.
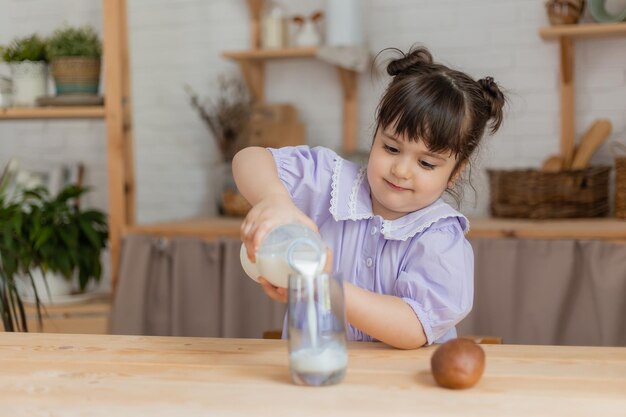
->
[233,46,506,349]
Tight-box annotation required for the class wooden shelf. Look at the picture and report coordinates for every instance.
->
[223,48,358,154]
[24,294,111,334]
[0,106,105,119]
[222,1,359,155]
[468,218,626,240]
[123,216,626,241]
[0,1,132,293]
[539,22,626,167]
[222,44,358,154]
[125,217,243,240]
[222,47,318,60]
[539,22,626,40]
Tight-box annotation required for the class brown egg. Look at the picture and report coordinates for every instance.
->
[430,338,485,389]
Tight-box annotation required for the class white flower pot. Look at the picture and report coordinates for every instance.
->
[19,269,74,302]
[9,61,48,106]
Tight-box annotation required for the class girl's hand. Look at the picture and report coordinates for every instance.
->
[258,278,288,303]
[257,249,333,305]
[240,193,318,262]
[324,247,333,273]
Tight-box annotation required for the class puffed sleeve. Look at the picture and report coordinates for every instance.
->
[268,145,336,223]
[393,219,474,345]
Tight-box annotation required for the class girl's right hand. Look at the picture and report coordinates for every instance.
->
[240,192,318,262]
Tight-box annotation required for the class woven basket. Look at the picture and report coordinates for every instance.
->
[545,0,586,25]
[613,143,626,219]
[488,166,610,219]
[51,57,101,95]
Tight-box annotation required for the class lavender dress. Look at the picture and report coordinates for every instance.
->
[269,146,473,344]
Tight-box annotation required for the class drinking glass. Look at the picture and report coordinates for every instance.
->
[287,272,347,386]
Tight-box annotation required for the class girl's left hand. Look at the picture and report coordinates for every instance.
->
[323,247,333,273]
[258,278,288,303]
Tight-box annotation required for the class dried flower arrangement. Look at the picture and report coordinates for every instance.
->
[185,74,253,162]
[185,74,253,216]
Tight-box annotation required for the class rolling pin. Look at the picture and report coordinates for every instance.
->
[541,154,564,172]
[570,119,612,169]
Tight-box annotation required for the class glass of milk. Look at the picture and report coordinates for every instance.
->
[287,272,347,386]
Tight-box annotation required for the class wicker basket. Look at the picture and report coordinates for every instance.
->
[614,143,626,219]
[488,166,610,219]
[545,0,586,25]
[50,57,101,95]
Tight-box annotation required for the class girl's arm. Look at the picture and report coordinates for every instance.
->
[344,282,428,349]
[256,244,428,349]
[232,146,317,260]
[232,147,287,207]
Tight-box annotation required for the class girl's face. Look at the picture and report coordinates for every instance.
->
[367,127,460,220]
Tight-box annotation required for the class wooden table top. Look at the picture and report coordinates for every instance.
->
[0,333,624,416]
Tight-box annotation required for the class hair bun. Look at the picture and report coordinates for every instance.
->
[478,76,505,133]
[479,77,498,98]
[387,47,433,77]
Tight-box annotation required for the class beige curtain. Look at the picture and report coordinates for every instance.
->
[112,235,625,346]
[110,235,285,338]
[458,238,626,346]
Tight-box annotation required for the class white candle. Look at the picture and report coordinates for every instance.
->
[325,0,365,47]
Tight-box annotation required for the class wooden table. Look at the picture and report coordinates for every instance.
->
[0,333,624,416]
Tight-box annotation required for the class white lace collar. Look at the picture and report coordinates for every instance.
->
[329,155,470,241]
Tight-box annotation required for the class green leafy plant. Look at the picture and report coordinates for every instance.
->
[0,165,108,331]
[46,25,102,59]
[0,34,48,63]
[26,186,108,291]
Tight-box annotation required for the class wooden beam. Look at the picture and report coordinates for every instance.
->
[238,60,265,103]
[119,0,136,227]
[246,0,263,49]
[337,67,358,155]
[559,37,575,168]
[103,0,133,292]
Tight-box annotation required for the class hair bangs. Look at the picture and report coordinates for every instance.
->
[376,76,469,158]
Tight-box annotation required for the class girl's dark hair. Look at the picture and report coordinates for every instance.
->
[376,46,506,176]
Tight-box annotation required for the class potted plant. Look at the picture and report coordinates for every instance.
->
[0,163,108,331]
[46,25,102,95]
[0,34,48,106]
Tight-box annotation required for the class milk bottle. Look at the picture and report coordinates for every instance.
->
[239,223,327,288]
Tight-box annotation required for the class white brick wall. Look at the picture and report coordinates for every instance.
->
[2,0,626,286]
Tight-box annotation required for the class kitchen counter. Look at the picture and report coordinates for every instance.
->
[1,333,624,416]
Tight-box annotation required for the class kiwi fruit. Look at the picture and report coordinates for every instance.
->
[430,338,485,389]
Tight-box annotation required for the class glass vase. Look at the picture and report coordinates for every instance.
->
[214,161,251,217]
